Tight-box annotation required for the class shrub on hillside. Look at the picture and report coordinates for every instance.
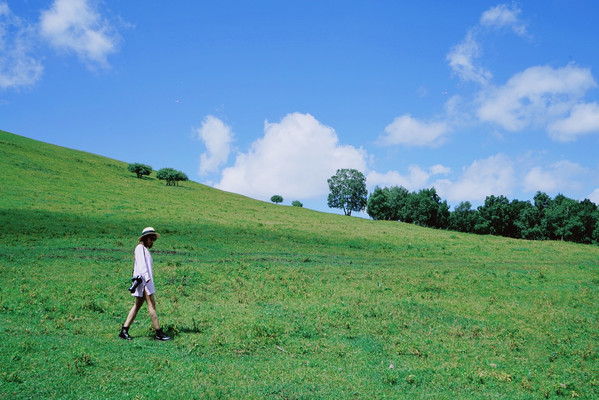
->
[271,195,283,204]
[156,168,188,186]
[127,163,152,179]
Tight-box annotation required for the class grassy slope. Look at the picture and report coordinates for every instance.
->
[0,129,598,399]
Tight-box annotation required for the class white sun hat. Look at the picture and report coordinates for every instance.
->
[138,227,160,241]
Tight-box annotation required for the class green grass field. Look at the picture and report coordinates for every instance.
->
[1,129,598,399]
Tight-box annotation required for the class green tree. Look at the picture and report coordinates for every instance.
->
[542,194,598,244]
[545,194,582,241]
[593,216,599,244]
[506,199,531,238]
[292,200,303,207]
[514,201,545,240]
[127,163,152,179]
[475,195,511,236]
[448,201,478,233]
[399,188,449,229]
[327,168,368,216]
[156,168,188,186]
[527,191,552,239]
[367,186,410,221]
[411,187,449,229]
[534,191,551,211]
[270,195,283,204]
[367,187,393,220]
[544,194,583,241]
[576,199,598,244]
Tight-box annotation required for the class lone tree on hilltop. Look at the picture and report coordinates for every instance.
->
[271,195,283,204]
[327,168,367,216]
[156,168,188,186]
[128,163,152,179]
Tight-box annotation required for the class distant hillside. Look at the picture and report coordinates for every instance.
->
[0,128,448,249]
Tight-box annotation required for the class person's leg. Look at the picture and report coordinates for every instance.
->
[120,296,145,340]
[144,291,160,330]
[144,291,171,341]
[124,296,145,328]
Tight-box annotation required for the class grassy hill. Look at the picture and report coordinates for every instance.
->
[1,129,598,399]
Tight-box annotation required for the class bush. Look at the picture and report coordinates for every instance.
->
[270,195,283,204]
[127,163,152,179]
[292,200,303,207]
[156,168,188,186]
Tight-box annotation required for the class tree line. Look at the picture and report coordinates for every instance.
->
[325,169,599,245]
[367,186,599,245]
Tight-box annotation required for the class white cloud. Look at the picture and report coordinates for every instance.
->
[588,189,599,205]
[378,114,449,147]
[523,166,557,193]
[480,4,527,36]
[39,0,120,67]
[196,116,234,176]
[548,102,599,142]
[435,154,515,203]
[0,2,44,89]
[523,160,587,193]
[446,30,492,85]
[415,3,530,141]
[447,4,527,85]
[477,64,597,132]
[215,112,367,200]
[430,164,451,175]
[368,165,445,191]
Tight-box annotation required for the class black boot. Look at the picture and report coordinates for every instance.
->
[119,326,133,340]
[155,328,172,341]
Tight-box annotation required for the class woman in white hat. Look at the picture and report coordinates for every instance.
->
[119,227,171,341]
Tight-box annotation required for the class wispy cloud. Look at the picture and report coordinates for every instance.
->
[1,0,123,90]
[443,4,599,144]
[523,160,587,193]
[548,102,599,142]
[378,114,449,147]
[480,4,528,36]
[477,64,597,132]
[0,2,44,89]
[382,3,532,146]
[368,165,450,191]
[447,3,528,85]
[39,0,120,68]
[446,30,492,85]
[434,154,516,203]
[196,116,234,176]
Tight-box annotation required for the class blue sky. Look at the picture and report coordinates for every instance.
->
[2,0,599,214]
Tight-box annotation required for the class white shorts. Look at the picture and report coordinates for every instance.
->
[131,279,155,297]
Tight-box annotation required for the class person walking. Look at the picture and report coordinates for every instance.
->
[119,227,172,341]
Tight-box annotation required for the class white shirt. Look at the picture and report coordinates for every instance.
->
[131,243,155,297]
